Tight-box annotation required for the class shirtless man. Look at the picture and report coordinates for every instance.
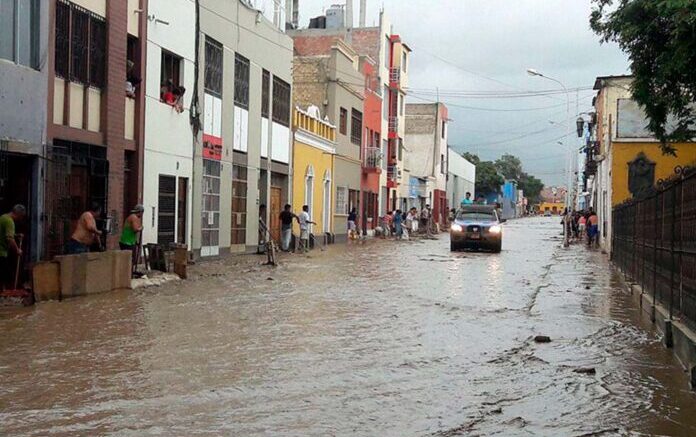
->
[67,202,103,254]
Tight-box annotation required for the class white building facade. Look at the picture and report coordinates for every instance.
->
[142,0,196,248]
[447,148,476,208]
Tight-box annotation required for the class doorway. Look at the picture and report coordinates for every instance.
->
[270,186,282,242]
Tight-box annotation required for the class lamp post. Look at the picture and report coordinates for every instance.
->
[527,68,571,247]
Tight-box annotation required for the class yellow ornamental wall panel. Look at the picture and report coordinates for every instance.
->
[612,142,696,205]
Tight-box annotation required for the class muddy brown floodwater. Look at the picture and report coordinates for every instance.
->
[2,217,696,436]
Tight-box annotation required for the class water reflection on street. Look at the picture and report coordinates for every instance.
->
[1,217,695,436]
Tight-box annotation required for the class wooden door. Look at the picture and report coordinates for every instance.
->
[270,187,282,242]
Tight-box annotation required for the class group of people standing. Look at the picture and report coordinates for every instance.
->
[564,208,600,247]
[380,205,434,239]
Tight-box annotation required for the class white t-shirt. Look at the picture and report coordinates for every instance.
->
[299,211,311,230]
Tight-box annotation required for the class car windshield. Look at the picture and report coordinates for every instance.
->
[457,212,496,221]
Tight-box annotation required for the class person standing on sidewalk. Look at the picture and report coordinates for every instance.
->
[279,204,297,252]
[67,202,103,254]
[120,205,144,268]
[298,205,316,253]
[0,205,26,290]
[347,207,358,240]
[587,209,599,247]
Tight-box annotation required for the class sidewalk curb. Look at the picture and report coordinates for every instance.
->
[625,278,696,389]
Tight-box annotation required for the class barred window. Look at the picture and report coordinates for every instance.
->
[204,37,223,97]
[261,70,270,118]
[89,15,106,87]
[234,53,250,109]
[54,1,106,87]
[339,107,347,135]
[160,50,182,89]
[351,109,363,146]
[272,76,291,127]
[335,186,348,215]
[70,6,89,83]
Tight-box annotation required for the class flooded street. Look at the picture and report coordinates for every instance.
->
[2,217,695,436]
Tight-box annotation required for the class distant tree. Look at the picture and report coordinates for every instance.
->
[476,161,505,195]
[518,172,545,204]
[494,154,523,180]
[590,0,696,155]
[462,152,480,165]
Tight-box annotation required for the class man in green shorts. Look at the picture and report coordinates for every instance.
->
[0,205,26,290]
[120,204,144,274]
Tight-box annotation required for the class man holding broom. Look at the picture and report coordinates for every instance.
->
[0,205,26,290]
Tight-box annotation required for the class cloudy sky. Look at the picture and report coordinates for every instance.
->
[296,0,629,186]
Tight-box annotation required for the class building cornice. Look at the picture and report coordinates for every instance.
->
[295,129,336,155]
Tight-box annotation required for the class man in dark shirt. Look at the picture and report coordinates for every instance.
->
[279,204,297,251]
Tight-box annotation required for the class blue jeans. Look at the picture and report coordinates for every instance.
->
[281,228,292,251]
[66,239,89,255]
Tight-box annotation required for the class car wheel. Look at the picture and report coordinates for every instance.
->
[493,242,502,253]
[450,242,459,251]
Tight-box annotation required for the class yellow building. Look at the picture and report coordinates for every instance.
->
[292,108,336,239]
[611,142,696,205]
[537,202,565,215]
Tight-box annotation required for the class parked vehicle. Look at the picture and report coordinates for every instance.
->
[450,205,504,252]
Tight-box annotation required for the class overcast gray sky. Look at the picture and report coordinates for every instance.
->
[297,0,629,186]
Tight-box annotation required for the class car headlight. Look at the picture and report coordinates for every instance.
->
[489,225,502,234]
[451,224,463,232]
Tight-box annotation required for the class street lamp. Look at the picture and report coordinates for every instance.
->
[527,67,572,247]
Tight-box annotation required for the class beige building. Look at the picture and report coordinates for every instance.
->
[292,38,364,242]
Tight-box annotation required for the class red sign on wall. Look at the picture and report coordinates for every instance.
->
[203,134,222,161]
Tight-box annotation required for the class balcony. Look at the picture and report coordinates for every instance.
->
[389,67,400,86]
[388,116,399,133]
[363,147,382,172]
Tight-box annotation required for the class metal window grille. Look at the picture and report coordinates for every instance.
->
[201,160,221,248]
[160,50,182,89]
[335,186,348,215]
[272,76,291,127]
[351,109,363,146]
[89,15,106,88]
[234,53,250,109]
[204,37,223,97]
[231,165,248,245]
[157,175,176,246]
[261,70,270,118]
[54,1,70,78]
[69,6,89,84]
[54,1,105,87]
[339,108,347,135]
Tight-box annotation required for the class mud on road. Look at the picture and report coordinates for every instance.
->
[1,217,695,436]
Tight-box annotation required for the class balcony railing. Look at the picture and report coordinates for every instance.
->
[390,67,400,84]
[388,116,398,133]
[387,165,399,182]
[363,147,382,169]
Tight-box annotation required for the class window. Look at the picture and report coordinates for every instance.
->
[383,86,389,119]
[54,1,106,86]
[204,37,223,97]
[339,107,348,135]
[234,53,249,109]
[160,50,182,89]
[201,160,221,251]
[384,35,391,65]
[441,154,446,174]
[272,76,291,127]
[261,70,270,118]
[335,186,348,215]
[402,51,408,72]
[1,0,40,68]
[351,109,363,146]
[399,95,404,116]
[441,121,446,139]
[382,139,388,170]
[231,165,248,245]
[398,138,403,161]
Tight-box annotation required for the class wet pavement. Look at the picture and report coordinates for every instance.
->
[2,217,696,436]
